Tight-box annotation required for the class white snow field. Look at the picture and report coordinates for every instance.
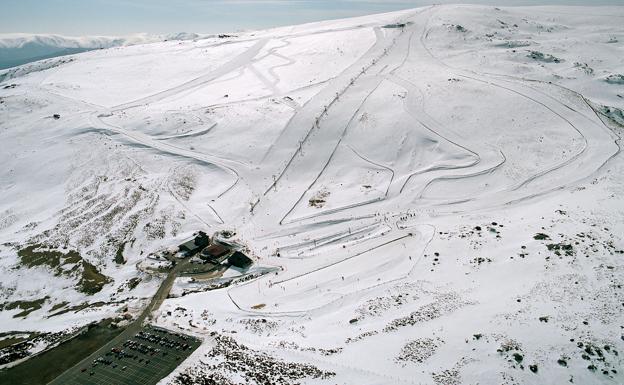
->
[1,4,624,385]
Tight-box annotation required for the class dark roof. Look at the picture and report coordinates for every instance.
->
[201,244,229,259]
[228,251,252,269]
[194,232,210,247]
[179,239,201,252]
[179,232,210,254]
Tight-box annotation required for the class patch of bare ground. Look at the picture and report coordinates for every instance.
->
[396,338,442,365]
[273,340,343,356]
[239,318,279,335]
[0,330,70,366]
[431,358,474,385]
[169,165,197,201]
[308,188,329,208]
[172,333,335,385]
[384,292,474,332]
[16,244,110,295]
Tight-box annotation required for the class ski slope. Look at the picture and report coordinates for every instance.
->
[1,4,623,385]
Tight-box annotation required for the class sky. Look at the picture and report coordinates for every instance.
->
[1,0,623,36]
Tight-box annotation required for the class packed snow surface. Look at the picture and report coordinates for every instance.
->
[1,5,624,385]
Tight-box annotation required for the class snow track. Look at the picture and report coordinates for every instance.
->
[87,111,246,201]
[410,7,618,209]
[262,6,618,224]
[3,6,623,384]
[222,7,620,327]
[111,38,271,110]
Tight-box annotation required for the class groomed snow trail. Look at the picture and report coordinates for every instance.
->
[1,5,623,385]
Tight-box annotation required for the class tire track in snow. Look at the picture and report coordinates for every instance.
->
[457,74,590,191]
[111,38,270,111]
[155,121,216,140]
[226,224,436,319]
[255,16,430,227]
[272,232,412,285]
[416,149,507,200]
[276,222,389,259]
[384,74,484,196]
[247,63,280,96]
[166,175,215,227]
[88,111,247,200]
[413,6,617,206]
[347,144,395,197]
[279,79,384,225]
[473,73,622,173]
[260,26,399,198]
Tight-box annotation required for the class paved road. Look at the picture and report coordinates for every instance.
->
[48,260,191,385]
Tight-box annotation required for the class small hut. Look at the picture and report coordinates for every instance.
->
[228,251,253,269]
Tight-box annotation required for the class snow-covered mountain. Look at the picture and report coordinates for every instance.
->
[1,5,623,385]
[0,32,204,69]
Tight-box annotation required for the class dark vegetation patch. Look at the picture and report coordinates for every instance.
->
[573,62,594,75]
[441,221,505,252]
[605,74,624,85]
[16,244,110,295]
[0,297,49,318]
[0,332,40,350]
[115,241,126,264]
[597,105,624,128]
[470,256,492,266]
[575,340,620,378]
[497,339,527,370]
[78,260,111,295]
[18,244,81,272]
[546,243,574,257]
[127,277,141,290]
[48,300,125,318]
[49,301,69,312]
[382,22,413,29]
[533,233,550,240]
[527,50,563,63]
[0,320,121,385]
[0,331,61,367]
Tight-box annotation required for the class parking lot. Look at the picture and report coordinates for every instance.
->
[53,325,201,385]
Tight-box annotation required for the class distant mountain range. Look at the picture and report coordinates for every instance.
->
[0,32,204,69]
